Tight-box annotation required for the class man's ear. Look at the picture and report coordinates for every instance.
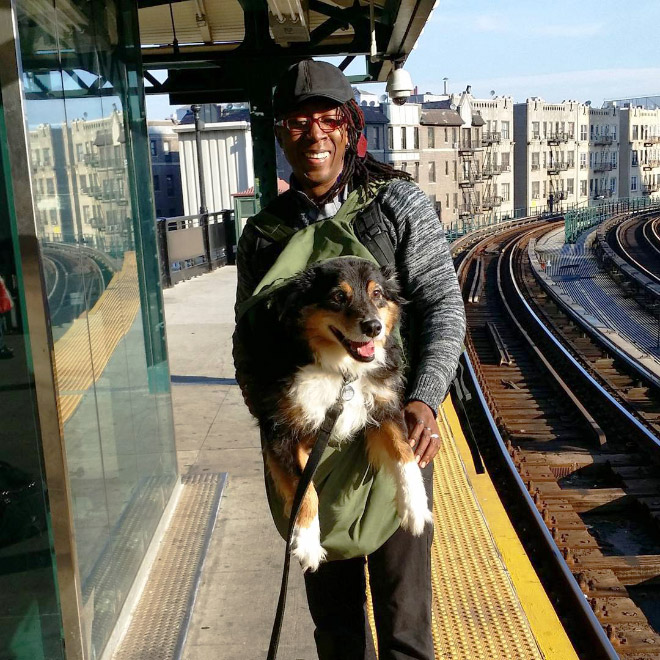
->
[274,125,283,148]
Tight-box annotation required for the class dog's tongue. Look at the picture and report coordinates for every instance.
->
[352,340,375,358]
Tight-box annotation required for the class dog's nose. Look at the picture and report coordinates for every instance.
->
[360,319,382,337]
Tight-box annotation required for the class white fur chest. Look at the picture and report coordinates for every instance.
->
[288,365,393,442]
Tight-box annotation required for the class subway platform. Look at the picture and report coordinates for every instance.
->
[155,266,578,660]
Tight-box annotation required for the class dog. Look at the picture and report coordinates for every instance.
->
[238,257,433,572]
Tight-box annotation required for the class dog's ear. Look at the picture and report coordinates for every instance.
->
[379,264,406,304]
[270,268,316,324]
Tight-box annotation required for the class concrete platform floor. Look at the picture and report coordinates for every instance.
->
[163,266,316,660]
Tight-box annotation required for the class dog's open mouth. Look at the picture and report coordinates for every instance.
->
[330,326,375,362]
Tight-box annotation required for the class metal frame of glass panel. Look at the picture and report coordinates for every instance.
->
[0,1,86,658]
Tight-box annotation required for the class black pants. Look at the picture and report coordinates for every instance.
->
[303,463,434,660]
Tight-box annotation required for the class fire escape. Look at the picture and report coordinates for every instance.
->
[592,132,614,200]
[546,131,569,210]
[458,128,483,229]
[481,130,503,213]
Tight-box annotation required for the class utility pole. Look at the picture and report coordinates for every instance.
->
[191,104,211,270]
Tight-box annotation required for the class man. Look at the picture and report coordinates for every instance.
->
[233,59,465,659]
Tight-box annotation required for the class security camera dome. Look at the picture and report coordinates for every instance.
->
[386,67,414,106]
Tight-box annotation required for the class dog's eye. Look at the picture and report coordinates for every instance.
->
[372,288,383,299]
[331,290,347,304]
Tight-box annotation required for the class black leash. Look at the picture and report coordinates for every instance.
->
[267,379,354,660]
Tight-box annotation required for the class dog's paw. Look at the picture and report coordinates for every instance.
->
[291,517,327,572]
[396,462,433,536]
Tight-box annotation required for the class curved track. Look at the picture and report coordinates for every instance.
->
[461,222,660,658]
[613,214,660,286]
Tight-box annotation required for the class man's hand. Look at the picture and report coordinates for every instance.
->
[404,401,442,469]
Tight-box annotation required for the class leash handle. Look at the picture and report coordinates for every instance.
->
[267,402,343,660]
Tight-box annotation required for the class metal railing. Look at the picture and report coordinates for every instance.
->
[565,196,660,243]
[546,132,571,144]
[592,135,614,145]
[481,131,501,145]
[157,209,236,287]
[547,162,569,173]
[482,195,503,209]
[592,162,614,172]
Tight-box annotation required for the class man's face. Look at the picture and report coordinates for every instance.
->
[276,98,349,201]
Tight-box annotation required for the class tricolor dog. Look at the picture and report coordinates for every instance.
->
[239,257,433,572]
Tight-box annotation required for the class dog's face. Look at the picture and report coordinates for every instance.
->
[276,258,403,369]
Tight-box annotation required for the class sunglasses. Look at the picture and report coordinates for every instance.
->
[276,114,346,134]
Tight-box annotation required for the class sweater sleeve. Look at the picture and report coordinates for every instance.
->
[232,224,262,412]
[380,180,466,412]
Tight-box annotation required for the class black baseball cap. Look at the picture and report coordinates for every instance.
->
[273,60,354,118]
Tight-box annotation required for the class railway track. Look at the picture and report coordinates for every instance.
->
[613,214,660,286]
[460,221,660,659]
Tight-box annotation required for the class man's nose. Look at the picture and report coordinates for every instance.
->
[360,319,382,338]
[307,119,327,141]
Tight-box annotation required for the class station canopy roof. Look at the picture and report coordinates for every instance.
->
[138,0,436,103]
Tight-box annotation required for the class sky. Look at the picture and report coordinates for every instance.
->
[146,0,660,120]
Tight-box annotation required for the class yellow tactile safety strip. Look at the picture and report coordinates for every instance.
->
[367,397,576,659]
[53,252,140,425]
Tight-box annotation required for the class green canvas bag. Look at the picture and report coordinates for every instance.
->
[236,184,401,561]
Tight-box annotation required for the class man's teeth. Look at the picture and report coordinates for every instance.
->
[306,152,329,160]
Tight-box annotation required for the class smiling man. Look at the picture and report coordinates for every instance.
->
[233,59,466,660]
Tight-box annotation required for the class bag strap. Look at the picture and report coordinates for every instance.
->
[352,191,396,267]
[267,379,353,660]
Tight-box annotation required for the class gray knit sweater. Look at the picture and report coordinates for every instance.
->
[233,179,466,412]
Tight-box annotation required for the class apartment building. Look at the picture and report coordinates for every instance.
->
[588,107,619,202]
[514,99,588,213]
[29,109,132,253]
[619,105,660,199]
[148,120,184,218]
[471,96,514,218]
[356,87,514,229]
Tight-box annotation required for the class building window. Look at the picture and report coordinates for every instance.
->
[532,122,540,139]
[453,160,457,181]
[568,122,575,139]
[79,174,86,190]
[502,183,510,201]
[631,176,637,191]
[501,152,510,170]
[401,127,407,150]
[32,148,40,165]
[166,174,174,196]
[371,127,380,150]
[445,160,449,176]
[444,128,448,143]
[632,125,639,140]
[632,150,638,166]
[532,181,540,199]
[46,178,55,194]
[153,174,160,191]
[611,152,617,167]
[413,162,419,182]
[580,179,587,196]
[414,127,419,150]
[42,148,51,166]
[163,141,170,153]
[580,153,587,169]
[531,152,540,170]
[428,161,436,183]
[388,126,393,150]
[452,127,457,143]
[76,144,84,162]
[50,209,57,225]
[150,140,157,157]
[567,179,574,195]
[400,161,408,173]
[501,121,510,140]
[580,125,587,141]
[428,127,435,149]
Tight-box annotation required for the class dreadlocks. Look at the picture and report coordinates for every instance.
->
[317,99,412,205]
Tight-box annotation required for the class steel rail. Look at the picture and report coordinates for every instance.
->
[527,235,660,392]
[498,234,606,445]
[459,352,620,660]
[509,232,660,453]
